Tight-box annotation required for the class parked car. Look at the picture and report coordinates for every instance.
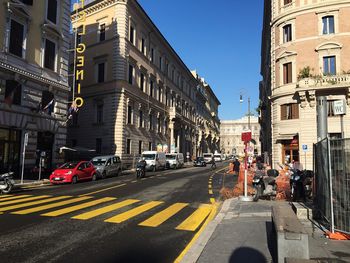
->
[203,153,213,164]
[141,151,167,171]
[214,153,222,162]
[91,155,122,178]
[193,157,207,167]
[50,161,97,184]
[166,153,184,169]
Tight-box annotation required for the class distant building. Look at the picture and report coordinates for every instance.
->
[260,0,350,168]
[192,71,221,156]
[0,0,71,177]
[220,117,260,157]
[69,0,220,167]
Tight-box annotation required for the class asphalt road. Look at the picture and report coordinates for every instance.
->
[0,161,234,263]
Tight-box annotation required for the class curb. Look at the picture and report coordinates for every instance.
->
[15,179,51,188]
[181,197,237,263]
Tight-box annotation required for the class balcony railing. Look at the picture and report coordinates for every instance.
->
[298,74,350,89]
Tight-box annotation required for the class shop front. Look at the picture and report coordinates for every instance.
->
[0,127,21,175]
[281,135,299,164]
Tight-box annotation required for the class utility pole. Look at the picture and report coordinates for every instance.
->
[316,96,328,141]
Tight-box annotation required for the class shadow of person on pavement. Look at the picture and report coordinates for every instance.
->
[229,246,267,263]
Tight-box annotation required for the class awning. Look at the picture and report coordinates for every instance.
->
[275,133,298,142]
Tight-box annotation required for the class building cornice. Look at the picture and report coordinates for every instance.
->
[0,60,69,91]
[271,1,350,27]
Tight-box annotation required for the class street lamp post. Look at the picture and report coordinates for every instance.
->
[239,94,253,202]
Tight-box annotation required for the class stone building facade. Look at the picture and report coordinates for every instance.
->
[69,0,220,167]
[192,71,221,156]
[220,117,261,157]
[0,0,71,177]
[260,0,350,169]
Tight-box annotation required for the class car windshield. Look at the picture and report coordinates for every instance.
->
[166,155,176,160]
[59,162,79,169]
[142,154,156,160]
[214,155,221,157]
[196,157,204,161]
[203,154,212,158]
[91,158,107,166]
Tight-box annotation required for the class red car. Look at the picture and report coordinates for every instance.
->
[50,161,97,184]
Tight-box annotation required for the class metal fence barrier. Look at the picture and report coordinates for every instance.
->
[314,137,350,234]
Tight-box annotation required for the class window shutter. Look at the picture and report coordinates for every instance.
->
[281,105,287,120]
[292,103,299,119]
[287,63,292,83]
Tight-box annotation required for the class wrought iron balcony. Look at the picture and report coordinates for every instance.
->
[297,74,350,90]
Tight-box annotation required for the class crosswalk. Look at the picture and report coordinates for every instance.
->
[0,194,214,232]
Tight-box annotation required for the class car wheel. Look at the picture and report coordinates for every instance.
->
[92,173,97,181]
[72,176,78,184]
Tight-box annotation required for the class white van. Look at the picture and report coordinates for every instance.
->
[166,153,184,169]
[214,153,222,162]
[203,153,214,163]
[141,151,166,171]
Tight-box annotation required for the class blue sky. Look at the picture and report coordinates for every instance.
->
[138,0,264,120]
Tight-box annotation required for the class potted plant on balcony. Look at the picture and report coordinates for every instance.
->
[297,66,316,88]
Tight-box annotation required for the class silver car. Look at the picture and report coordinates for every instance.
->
[91,155,122,179]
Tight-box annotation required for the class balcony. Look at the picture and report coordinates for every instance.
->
[297,74,350,90]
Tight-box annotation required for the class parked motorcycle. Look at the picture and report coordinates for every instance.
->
[136,160,146,179]
[252,169,279,201]
[289,169,314,201]
[0,172,15,194]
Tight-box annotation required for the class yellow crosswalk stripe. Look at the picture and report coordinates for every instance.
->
[0,196,71,212]
[41,197,116,217]
[105,201,163,224]
[0,194,12,198]
[72,199,140,220]
[139,203,188,227]
[176,204,213,231]
[0,195,50,206]
[12,196,92,215]
[0,195,32,202]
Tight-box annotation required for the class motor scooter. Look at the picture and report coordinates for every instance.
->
[0,172,15,194]
[252,169,279,201]
[136,160,146,179]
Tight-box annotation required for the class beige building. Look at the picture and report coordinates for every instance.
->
[220,117,261,157]
[69,0,220,167]
[192,71,220,156]
[260,0,350,169]
[0,0,71,177]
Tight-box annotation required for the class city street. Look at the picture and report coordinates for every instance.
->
[0,162,234,263]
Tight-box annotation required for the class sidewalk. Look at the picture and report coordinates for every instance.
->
[182,198,350,263]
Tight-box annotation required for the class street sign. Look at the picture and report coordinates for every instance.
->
[241,131,252,142]
[333,100,346,115]
[302,144,308,152]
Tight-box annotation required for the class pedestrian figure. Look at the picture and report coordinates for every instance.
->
[233,157,240,176]
[211,156,216,170]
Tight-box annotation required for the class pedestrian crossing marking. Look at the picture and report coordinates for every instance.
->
[72,199,140,220]
[139,203,188,227]
[105,201,163,224]
[0,194,13,199]
[41,197,116,217]
[0,195,32,202]
[0,195,50,206]
[0,196,71,212]
[176,204,213,231]
[11,196,92,215]
[0,194,215,232]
